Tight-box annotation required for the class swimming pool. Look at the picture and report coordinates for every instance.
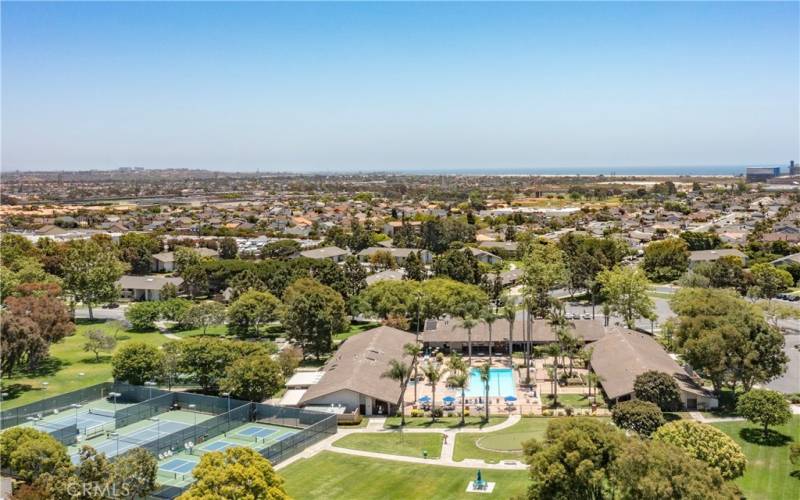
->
[465,368,515,398]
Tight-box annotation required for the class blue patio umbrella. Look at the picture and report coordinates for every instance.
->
[443,396,456,403]
[419,396,431,403]
[504,396,518,402]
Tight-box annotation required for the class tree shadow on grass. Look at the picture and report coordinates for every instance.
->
[739,427,793,447]
[0,383,34,400]
[791,470,800,480]
[10,356,67,378]
[80,355,112,364]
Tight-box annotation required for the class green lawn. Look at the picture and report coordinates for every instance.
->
[333,322,381,343]
[281,451,529,499]
[1,320,168,409]
[333,432,443,459]
[454,417,552,463]
[384,416,507,430]
[168,324,228,338]
[711,416,800,500]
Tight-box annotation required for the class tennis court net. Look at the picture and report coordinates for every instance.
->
[189,446,215,457]
[224,432,258,443]
[157,469,190,483]
[88,408,116,418]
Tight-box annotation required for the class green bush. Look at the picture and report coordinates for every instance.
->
[611,400,665,437]
[125,301,162,330]
[652,420,746,480]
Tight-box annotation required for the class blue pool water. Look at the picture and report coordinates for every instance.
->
[465,368,515,398]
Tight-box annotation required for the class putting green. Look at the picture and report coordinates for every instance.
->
[476,431,538,452]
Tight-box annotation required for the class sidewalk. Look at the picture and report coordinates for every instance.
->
[276,415,528,471]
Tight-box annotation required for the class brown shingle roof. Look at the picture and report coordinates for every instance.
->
[298,326,417,406]
[590,328,712,400]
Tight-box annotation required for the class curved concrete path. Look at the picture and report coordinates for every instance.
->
[275,415,527,471]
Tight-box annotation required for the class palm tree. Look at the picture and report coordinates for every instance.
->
[448,354,470,423]
[456,314,478,364]
[381,359,412,426]
[447,371,469,426]
[501,304,516,366]
[482,309,498,365]
[545,343,561,408]
[421,361,446,423]
[404,342,423,402]
[523,296,536,384]
[477,362,492,422]
[585,372,599,403]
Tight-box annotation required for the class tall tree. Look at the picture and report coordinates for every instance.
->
[218,237,238,259]
[612,439,741,500]
[111,342,162,385]
[404,342,423,402]
[478,362,491,422]
[381,359,412,426]
[1,283,74,372]
[403,251,426,281]
[749,263,794,300]
[421,360,445,422]
[457,314,478,364]
[736,389,792,438]
[522,238,566,318]
[642,238,690,282]
[182,301,227,335]
[178,447,290,500]
[524,418,622,500]
[596,266,655,328]
[112,448,158,499]
[342,255,367,301]
[118,233,161,275]
[668,288,788,393]
[62,239,126,320]
[482,308,498,364]
[283,278,348,360]
[447,354,469,425]
[221,354,284,401]
[227,290,281,337]
[501,303,516,364]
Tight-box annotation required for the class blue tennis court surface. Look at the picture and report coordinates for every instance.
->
[160,458,197,474]
[201,440,238,452]
[46,411,113,434]
[71,419,189,463]
[236,426,275,439]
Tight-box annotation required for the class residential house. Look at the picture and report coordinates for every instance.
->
[118,275,184,301]
[299,246,349,263]
[688,249,747,267]
[357,247,433,265]
[151,247,219,273]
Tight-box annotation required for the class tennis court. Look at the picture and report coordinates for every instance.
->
[70,418,189,463]
[229,422,301,445]
[46,409,114,436]
[194,439,241,455]
[160,457,198,475]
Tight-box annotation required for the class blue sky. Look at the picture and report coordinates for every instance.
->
[2,1,798,172]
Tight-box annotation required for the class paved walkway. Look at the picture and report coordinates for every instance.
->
[275,415,528,471]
